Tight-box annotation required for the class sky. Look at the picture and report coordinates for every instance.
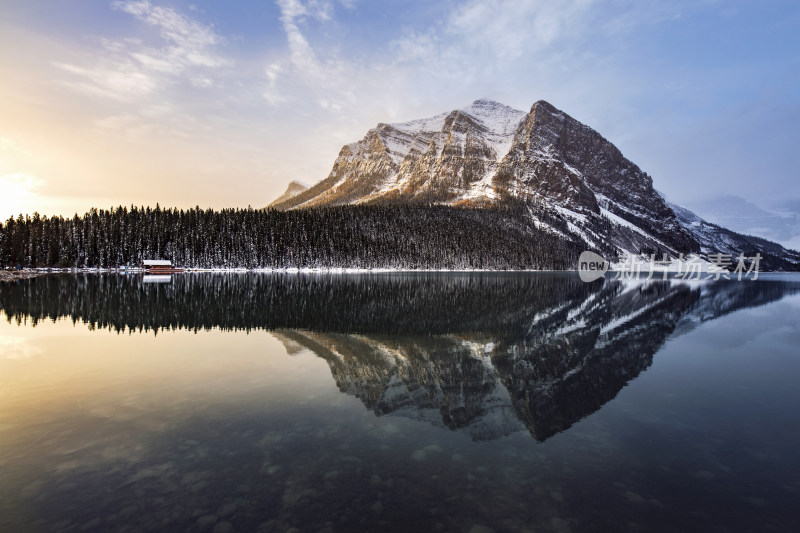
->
[1,0,799,245]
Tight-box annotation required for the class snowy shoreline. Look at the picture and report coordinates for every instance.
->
[12,266,567,275]
[6,266,795,277]
[3,251,791,278]
[0,270,46,282]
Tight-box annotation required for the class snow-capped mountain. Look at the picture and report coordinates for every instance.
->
[669,201,800,271]
[270,98,798,267]
[682,194,800,250]
[273,98,527,209]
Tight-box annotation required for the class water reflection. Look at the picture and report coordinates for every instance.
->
[2,273,797,443]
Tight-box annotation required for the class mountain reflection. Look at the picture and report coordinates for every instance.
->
[2,273,797,441]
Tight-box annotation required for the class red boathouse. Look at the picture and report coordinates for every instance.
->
[142,259,184,273]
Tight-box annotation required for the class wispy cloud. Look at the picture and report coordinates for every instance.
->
[56,0,228,103]
[392,0,599,82]
[93,104,209,141]
[112,0,227,70]
[266,0,359,111]
[0,136,33,157]
[276,0,325,78]
[56,61,157,101]
[447,0,594,56]
[263,63,285,105]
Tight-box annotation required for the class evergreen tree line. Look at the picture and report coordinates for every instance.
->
[0,203,584,270]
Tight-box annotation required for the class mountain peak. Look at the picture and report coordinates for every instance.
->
[464,97,507,109]
[266,180,309,208]
[265,97,697,254]
[286,180,309,192]
[461,98,525,123]
[262,98,798,269]
[532,99,556,109]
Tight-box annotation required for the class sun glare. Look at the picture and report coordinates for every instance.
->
[0,173,43,221]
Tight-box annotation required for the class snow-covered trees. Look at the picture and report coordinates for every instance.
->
[0,203,582,270]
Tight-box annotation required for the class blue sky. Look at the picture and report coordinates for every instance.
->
[1,0,799,245]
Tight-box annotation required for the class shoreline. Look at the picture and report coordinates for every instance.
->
[0,270,47,282]
[3,267,566,277]
[2,267,796,280]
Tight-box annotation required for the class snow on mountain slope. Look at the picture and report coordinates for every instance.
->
[270,98,529,210]
[682,194,800,250]
[669,201,800,271]
[267,98,797,266]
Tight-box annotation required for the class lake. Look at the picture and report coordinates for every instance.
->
[1,273,800,533]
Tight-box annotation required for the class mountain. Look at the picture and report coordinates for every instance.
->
[269,98,798,268]
[266,180,308,208]
[271,99,524,209]
[669,201,800,271]
[681,194,800,251]
[269,98,698,257]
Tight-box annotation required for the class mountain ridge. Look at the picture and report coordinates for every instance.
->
[268,98,798,269]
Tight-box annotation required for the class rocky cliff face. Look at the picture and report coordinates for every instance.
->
[270,98,699,256]
[496,101,695,252]
[272,99,526,209]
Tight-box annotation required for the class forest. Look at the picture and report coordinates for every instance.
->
[0,203,584,270]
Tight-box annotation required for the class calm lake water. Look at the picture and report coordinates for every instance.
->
[1,273,800,533]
